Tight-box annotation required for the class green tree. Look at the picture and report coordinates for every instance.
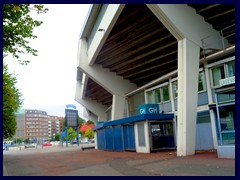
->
[87,120,95,124]
[13,138,23,144]
[3,4,48,65]
[68,127,77,141]
[24,138,30,144]
[3,64,23,139]
[54,134,60,141]
[78,116,86,125]
[84,129,94,139]
[3,4,48,139]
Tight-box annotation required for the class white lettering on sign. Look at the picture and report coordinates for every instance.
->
[140,109,146,114]
[66,104,77,109]
[149,107,158,113]
[219,76,235,86]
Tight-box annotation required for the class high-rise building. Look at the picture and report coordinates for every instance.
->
[25,109,48,141]
[48,116,64,139]
[15,109,64,141]
[15,109,26,139]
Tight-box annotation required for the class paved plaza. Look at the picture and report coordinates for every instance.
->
[3,145,235,176]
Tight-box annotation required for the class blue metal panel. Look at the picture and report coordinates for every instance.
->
[105,128,113,150]
[113,126,124,151]
[195,123,214,150]
[124,125,135,151]
[93,114,174,130]
[198,91,209,106]
[97,129,106,149]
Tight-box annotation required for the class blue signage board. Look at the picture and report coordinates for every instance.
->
[65,109,78,127]
[61,131,67,137]
[66,104,77,109]
[138,104,160,115]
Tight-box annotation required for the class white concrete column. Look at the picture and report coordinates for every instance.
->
[94,131,98,149]
[177,38,200,156]
[111,94,125,120]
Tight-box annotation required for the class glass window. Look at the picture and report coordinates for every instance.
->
[154,89,161,103]
[147,90,155,103]
[227,61,235,77]
[128,91,145,116]
[172,81,178,98]
[216,105,235,145]
[212,65,225,86]
[220,109,235,131]
[197,111,210,124]
[137,123,146,147]
[198,72,206,91]
[162,85,170,102]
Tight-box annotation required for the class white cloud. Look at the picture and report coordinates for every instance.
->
[6,4,91,118]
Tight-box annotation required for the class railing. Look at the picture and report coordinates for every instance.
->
[201,24,235,58]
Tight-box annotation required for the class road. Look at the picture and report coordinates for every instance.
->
[3,145,235,176]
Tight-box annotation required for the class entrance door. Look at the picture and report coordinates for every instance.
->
[150,121,175,151]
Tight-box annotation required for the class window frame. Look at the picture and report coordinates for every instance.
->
[208,56,235,88]
[145,82,170,104]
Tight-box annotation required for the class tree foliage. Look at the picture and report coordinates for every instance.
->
[68,127,77,141]
[84,129,94,139]
[3,4,48,139]
[78,116,86,125]
[87,120,95,124]
[3,64,23,139]
[3,4,48,65]
[55,134,60,141]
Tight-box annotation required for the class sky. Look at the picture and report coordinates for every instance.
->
[6,4,91,118]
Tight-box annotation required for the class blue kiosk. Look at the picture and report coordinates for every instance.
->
[93,104,175,153]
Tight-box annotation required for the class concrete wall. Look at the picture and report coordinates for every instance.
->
[217,146,235,159]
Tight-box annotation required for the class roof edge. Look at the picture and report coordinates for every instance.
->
[79,4,102,39]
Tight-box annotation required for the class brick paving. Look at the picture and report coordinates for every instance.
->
[3,145,235,176]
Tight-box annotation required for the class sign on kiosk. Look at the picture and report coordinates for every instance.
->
[138,104,160,115]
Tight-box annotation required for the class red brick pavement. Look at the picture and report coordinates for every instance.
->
[3,146,235,176]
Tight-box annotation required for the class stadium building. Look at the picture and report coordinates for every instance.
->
[75,4,235,158]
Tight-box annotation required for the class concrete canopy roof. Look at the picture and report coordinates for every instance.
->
[78,4,235,109]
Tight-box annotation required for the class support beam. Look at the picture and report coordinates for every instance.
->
[75,81,107,121]
[78,38,137,96]
[111,94,126,120]
[147,4,224,49]
[177,38,200,156]
[82,108,98,124]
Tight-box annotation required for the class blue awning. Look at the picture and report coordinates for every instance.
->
[93,113,174,131]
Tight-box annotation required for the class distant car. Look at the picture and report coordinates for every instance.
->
[25,144,36,149]
[43,142,52,146]
[71,140,77,144]
[89,139,95,143]
[80,137,89,144]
